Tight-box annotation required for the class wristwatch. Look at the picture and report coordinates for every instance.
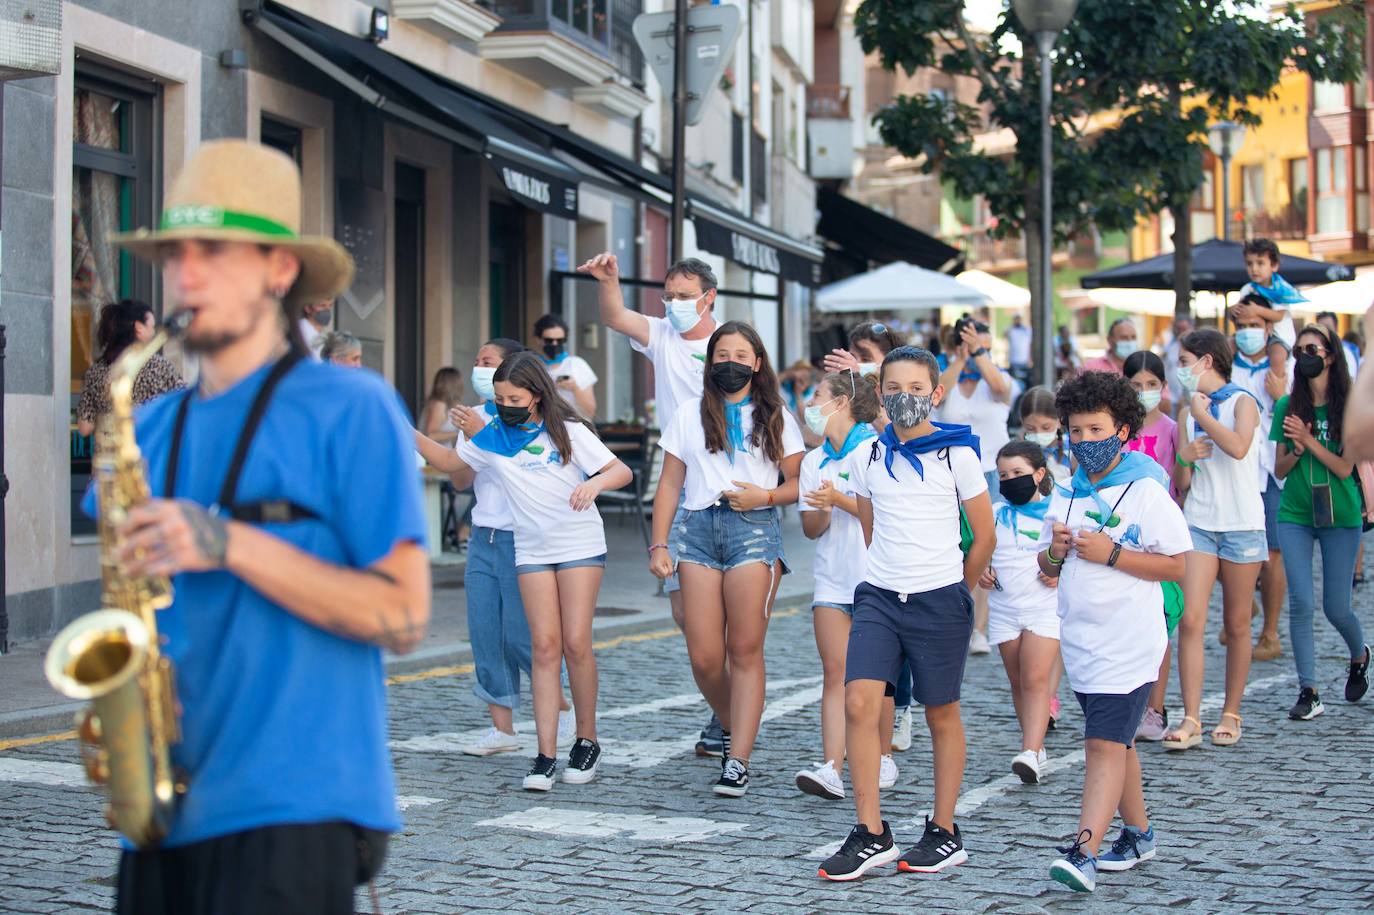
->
[971,347,988,358]
[1107,542,1123,567]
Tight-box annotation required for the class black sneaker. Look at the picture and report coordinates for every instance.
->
[896,816,968,873]
[522,754,557,791]
[1345,645,1370,702]
[817,821,899,881]
[719,730,732,769]
[1288,687,1325,721]
[695,713,724,758]
[562,738,601,784]
[713,758,749,797]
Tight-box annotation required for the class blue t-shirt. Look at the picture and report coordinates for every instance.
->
[84,358,427,847]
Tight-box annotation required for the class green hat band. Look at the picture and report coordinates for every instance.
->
[159,204,298,238]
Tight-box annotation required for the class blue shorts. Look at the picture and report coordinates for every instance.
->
[845,581,973,707]
[814,601,854,616]
[1075,681,1154,747]
[515,554,607,576]
[672,502,788,574]
[1262,477,1283,552]
[1188,526,1267,564]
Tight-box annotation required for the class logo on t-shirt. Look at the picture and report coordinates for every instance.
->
[838,471,850,481]
[547,450,561,464]
[1084,510,1122,529]
[1018,527,1041,541]
[692,353,706,363]
[524,444,545,455]
[1122,523,1143,547]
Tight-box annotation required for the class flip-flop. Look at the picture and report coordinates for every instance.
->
[1211,712,1242,747]
[1161,715,1202,751]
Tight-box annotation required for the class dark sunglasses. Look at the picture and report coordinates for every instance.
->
[1296,343,1328,358]
[541,336,566,344]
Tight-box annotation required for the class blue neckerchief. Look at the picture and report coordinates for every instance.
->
[1251,273,1308,306]
[1060,450,1168,523]
[879,421,982,481]
[542,352,568,367]
[1206,382,1255,420]
[481,400,497,419]
[995,496,1051,533]
[1234,353,1270,375]
[725,395,752,458]
[936,354,949,371]
[472,419,544,458]
[820,422,877,468]
[959,367,983,383]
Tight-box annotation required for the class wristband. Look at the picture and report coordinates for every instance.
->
[1175,454,1196,469]
[648,543,669,554]
[766,489,775,507]
[971,347,988,358]
[1107,542,1123,568]
[1046,547,1065,566]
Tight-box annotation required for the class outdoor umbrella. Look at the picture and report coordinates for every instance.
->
[815,261,989,313]
[1081,238,1353,292]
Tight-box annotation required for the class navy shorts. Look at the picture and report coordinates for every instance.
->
[1075,681,1154,747]
[845,581,973,707]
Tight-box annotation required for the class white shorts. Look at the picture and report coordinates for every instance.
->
[987,600,1060,646]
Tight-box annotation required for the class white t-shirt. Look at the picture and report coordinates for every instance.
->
[544,354,598,409]
[659,398,805,511]
[1184,393,1266,532]
[853,441,987,595]
[937,374,1015,472]
[453,423,516,532]
[1006,324,1033,367]
[298,318,324,361]
[457,421,615,566]
[1232,352,1293,487]
[988,502,1058,619]
[628,315,709,428]
[798,444,870,605]
[1040,476,1192,694]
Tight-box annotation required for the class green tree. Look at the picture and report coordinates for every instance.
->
[855,0,1365,325]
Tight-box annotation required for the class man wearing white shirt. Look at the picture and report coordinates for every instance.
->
[297,299,333,361]
[1006,312,1033,389]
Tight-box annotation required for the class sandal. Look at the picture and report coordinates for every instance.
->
[1211,712,1242,747]
[1161,716,1202,751]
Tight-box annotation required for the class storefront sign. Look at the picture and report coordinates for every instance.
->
[488,153,578,220]
[691,214,821,286]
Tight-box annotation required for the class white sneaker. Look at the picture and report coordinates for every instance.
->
[462,726,522,757]
[557,710,576,750]
[891,705,913,752]
[1011,748,1044,784]
[1135,706,1169,742]
[795,759,845,800]
[969,630,991,655]
[878,754,899,789]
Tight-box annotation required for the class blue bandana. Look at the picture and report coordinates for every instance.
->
[725,395,752,458]
[879,421,982,481]
[1234,353,1271,375]
[820,422,877,468]
[1250,273,1308,306]
[1061,450,1168,525]
[1206,382,1256,420]
[959,367,983,383]
[542,352,568,367]
[995,496,1051,534]
[472,418,544,458]
[481,400,498,419]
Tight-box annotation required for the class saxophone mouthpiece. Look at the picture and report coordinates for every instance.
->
[163,310,195,338]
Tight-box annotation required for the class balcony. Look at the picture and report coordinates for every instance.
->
[806,84,850,121]
[393,0,502,44]
[1243,204,1309,241]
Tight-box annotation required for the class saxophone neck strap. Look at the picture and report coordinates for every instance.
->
[165,348,319,524]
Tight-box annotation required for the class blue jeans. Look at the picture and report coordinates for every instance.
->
[1276,523,1365,689]
[465,526,532,708]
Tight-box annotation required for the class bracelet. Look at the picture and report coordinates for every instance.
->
[1107,543,1123,568]
[648,543,669,554]
[766,489,775,507]
[1175,454,1196,469]
[1046,547,1065,566]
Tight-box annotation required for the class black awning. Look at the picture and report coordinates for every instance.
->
[253,3,580,219]
[816,188,963,274]
[689,200,823,286]
[1082,238,1354,291]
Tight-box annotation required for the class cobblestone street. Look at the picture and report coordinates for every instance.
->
[1,570,1372,913]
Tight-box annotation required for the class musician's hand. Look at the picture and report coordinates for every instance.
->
[116,499,229,577]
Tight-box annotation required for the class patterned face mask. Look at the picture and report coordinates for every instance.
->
[883,392,934,428]
[1069,431,1125,474]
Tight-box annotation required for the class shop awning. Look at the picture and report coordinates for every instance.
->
[689,199,822,285]
[816,188,963,274]
[251,3,581,218]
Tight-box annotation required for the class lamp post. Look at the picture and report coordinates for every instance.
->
[1013,0,1077,391]
[1207,121,1247,242]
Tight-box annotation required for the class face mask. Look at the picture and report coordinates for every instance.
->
[1025,430,1058,449]
[496,403,532,427]
[667,295,705,333]
[1070,432,1125,475]
[470,366,496,401]
[999,474,1040,506]
[1114,340,1139,360]
[858,362,878,377]
[804,399,838,437]
[1235,328,1267,356]
[710,360,754,394]
[1296,352,1326,380]
[1138,389,1162,412]
[542,340,566,361]
[883,392,934,428]
[1176,363,1201,394]
[311,307,333,327]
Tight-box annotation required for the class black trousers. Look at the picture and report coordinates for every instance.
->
[116,821,388,915]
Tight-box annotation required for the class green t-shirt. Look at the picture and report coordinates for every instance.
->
[1269,396,1362,528]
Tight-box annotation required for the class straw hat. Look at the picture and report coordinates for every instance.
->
[115,140,354,306]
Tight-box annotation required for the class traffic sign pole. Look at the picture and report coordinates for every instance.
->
[670,0,688,263]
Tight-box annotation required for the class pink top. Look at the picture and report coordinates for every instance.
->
[1124,412,1179,497]
[1080,354,1125,376]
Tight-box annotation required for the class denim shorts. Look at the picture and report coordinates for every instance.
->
[1188,526,1267,564]
[672,502,788,574]
[515,553,607,576]
[813,601,854,616]
[1262,477,1283,552]
[845,581,973,707]
[1075,681,1154,747]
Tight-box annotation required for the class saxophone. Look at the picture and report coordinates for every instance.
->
[45,310,193,848]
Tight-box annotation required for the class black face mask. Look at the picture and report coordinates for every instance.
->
[999,474,1040,506]
[542,340,565,360]
[710,360,755,394]
[1296,352,1326,380]
[497,403,533,427]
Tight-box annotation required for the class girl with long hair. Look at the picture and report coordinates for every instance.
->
[650,321,805,797]
[418,367,465,444]
[1271,324,1368,719]
[1164,329,1265,750]
[75,299,184,437]
[417,352,632,789]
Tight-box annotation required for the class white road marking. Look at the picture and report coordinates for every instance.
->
[805,673,1291,859]
[477,806,747,842]
[396,795,444,810]
[0,758,90,788]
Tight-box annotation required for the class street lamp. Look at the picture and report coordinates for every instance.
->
[1207,120,1248,242]
[1013,0,1078,390]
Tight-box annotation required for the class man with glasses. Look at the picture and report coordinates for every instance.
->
[533,313,598,417]
[578,251,724,755]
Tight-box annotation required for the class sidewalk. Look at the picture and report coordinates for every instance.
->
[0,506,815,740]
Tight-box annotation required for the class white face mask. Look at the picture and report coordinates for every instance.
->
[470,365,496,401]
[1025,430,1058,449]
[1138,389,1162,412]
[858,362,879,377]
[664,292,707,333]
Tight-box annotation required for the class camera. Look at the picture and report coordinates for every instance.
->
[954,314,989,340]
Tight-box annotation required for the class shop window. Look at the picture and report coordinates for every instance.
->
[1315,146,1349,234]
[261,116,303,165]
